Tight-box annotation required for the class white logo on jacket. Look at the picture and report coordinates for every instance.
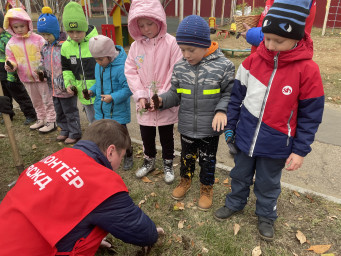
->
[282,86,292,95]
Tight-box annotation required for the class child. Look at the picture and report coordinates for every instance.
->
[4,8,57,132]
[214,0,324,241]
[0,10,36,125]
[61,2,98,124]
[88,35,134,170]
[37,7,82,144]
[125,0,183,184]
[155,15,235,211]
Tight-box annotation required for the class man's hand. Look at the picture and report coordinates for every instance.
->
[285,153,304,171]
[212,112,227,132]
[241,23,251,39]
[101,94,112,103]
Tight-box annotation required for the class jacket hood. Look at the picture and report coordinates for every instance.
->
[109,45,127,67]
[73,140,112,170]
[257,33,313,65]
[4,8,33,38]
[128,0,167,41]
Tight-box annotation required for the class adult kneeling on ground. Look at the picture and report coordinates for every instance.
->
[0,119,162,255]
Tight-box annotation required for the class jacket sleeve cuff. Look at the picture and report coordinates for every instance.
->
[246,27,264,47]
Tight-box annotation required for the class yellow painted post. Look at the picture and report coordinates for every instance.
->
[112,1,123,46]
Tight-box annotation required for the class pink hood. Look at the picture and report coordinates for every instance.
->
[4,8,33,38]
[128,0,167,41]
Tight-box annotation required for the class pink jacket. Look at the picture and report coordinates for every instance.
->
[4,8,45,83]
[125,0,182,126]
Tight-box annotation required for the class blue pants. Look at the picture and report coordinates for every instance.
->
[225,151,286,220]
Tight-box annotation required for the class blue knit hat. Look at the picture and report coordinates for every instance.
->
[262,0,311,40]
[176,15,211,48]
[37,7,60,41]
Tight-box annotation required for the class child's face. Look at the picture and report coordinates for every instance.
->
[41,33,55,44]
[67,31,86,43]
[179,45,208,66]
[12,22,28,36]
[95,57,111,68]
[137,18,159,39]
[263,33,299,52]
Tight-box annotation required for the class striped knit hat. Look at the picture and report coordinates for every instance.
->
[262,0,311,40]
[176,15,211,48]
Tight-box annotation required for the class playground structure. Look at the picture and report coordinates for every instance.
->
[102,0,133,47]
[322,0,341,35]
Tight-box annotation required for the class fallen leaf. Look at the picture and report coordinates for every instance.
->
[296,230,306,244]
[306,194,314,203]
[178,219,186,229]
[214,178,219,183]
[136,149,143,155]
[197,222,204,226]
[306,245,332,254]
[327,215,337,220]
[173,163,179,167]
[252,246,262,256]
[321,254,335,256]
[0,134,6,138]
[141,176,153,183]
[152,170,162,176]
[186,202,194,208]
[284,222,290,227]
[172,234,182,243]
[138,199,146,208]
[293,191,300,197]
[292,253,298,256]
[150,192,157,197]
[191,240,195,247]
[223,177,229,184]
[174,202,185,210]
[155,202,159,209]
[202,247,209,253]
[233,223,240,236]
[32,144,37,150]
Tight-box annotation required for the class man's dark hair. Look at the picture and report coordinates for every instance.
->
[82,120,131,154]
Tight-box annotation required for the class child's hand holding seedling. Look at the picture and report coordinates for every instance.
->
[101,94,112,103]
[5,60,16,72]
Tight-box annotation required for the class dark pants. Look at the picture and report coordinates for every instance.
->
[225,151,286,220]
[53,96,81,139]
[121,124,133,157]
[1,80,36,119]
[140,124,174,160]
[180,135,219,186]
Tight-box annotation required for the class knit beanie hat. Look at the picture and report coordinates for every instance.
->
[262,0,310,40]
[176,15,211,48]
[37,7,60,41]
[62,2,88,32]
[0,11,4,29]
[89,35,119,60]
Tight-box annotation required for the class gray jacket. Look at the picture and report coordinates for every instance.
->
[160,48,235,138]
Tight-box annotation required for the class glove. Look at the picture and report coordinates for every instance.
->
[0,96,14,117]
[224,129,234,144]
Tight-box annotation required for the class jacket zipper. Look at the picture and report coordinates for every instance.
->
[23,38,35,82]
[287,110,293,146]
[193,65,199,137]
[249,52,279,157]
[51,45,55,96]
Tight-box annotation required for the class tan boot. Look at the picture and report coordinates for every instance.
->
[198,184,213,211]
[171,177,191,200]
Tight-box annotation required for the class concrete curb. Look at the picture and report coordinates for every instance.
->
[131,137,341,205]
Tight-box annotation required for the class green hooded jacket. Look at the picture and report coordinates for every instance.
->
[61,25,98,105]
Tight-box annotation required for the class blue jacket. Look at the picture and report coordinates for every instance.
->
[56,140,158,251]
[90,45,132,124]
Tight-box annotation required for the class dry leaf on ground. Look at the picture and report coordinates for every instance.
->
[138,199,146,208]
[223,177,229,184]
[215,178,219,183]
[306,244,332,254]
[155,202,159,209]
[294,191,300,197]
[201,247,209,253]
[296,230,306,244]
[178,219,186,229]
[233,223,240,236]
[32,144,37,150]
[252,246,262,256]
[141,176,153,183]
[150,192,157,197]
[173,202,185,211]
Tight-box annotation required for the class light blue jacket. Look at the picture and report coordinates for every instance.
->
[90,45,132,124]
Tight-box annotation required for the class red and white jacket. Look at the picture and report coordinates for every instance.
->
[227,33,324,159]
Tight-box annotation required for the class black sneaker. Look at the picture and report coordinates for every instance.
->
[24,117,37,125]
[258,216,274,242]
[214,206,239,221]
